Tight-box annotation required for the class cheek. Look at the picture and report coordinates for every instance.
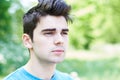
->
[64,37,68,44]
[33,42,49,56]
[34,37,53,49]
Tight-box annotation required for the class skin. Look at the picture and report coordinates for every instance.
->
[22,15,69,79]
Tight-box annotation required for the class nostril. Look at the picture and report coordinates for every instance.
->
[54,39,64,45]
[54,36,64,45]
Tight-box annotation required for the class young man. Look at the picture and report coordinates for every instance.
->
[4,0,73,80]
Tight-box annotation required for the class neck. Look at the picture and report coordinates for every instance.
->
[24,54,56,80]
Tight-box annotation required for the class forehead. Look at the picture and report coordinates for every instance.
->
[35,15,68,31]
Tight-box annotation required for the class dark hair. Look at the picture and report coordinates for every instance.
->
[23,0,71,40]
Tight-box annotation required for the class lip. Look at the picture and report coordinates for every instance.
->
[51,50,64,56]
[52,50,64,52]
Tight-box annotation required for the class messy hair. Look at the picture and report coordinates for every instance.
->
[23,0,71,40]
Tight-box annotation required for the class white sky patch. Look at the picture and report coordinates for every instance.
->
[9,0,38,14]
[9,3,19,14]
[20,0,37,8]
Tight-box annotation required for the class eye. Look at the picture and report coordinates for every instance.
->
[43,32,54,36]
[61,31,68,35]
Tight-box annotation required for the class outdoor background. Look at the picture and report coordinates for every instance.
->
[0,0,120,80]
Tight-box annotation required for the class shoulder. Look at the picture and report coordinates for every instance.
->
[3,67,24,80]
[53,70,73,80]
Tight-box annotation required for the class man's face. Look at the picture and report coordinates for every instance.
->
[30,15,68,64]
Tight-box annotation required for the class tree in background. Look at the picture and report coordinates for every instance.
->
[0,0,12,75]
[66,0,120,49]
[103,0,120,43]
[0,0,28,75]
[0,0,12,42]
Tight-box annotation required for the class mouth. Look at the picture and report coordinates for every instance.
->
[51,50,64,56]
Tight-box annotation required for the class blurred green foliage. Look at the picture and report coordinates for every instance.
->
[66,0,120,49]
[0,0,28,75]
[0,0,12,42]
[57,57,120,80]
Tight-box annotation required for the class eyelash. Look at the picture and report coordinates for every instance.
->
[43,32,68,36]
[62,32,68,35]
[44,32,54,34]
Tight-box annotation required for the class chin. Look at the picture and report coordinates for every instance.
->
[49,54,65,64]
[52,58,65,64]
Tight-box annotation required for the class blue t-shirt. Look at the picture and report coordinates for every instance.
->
[4,67,73,80]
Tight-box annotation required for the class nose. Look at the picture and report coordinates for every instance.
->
[54,34,64,46]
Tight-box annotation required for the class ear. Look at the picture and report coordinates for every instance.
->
[22,34,33,48]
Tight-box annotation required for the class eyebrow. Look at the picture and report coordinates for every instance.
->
[41,28,69,32]
[41,29,56,32]
[62,29,69,32]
